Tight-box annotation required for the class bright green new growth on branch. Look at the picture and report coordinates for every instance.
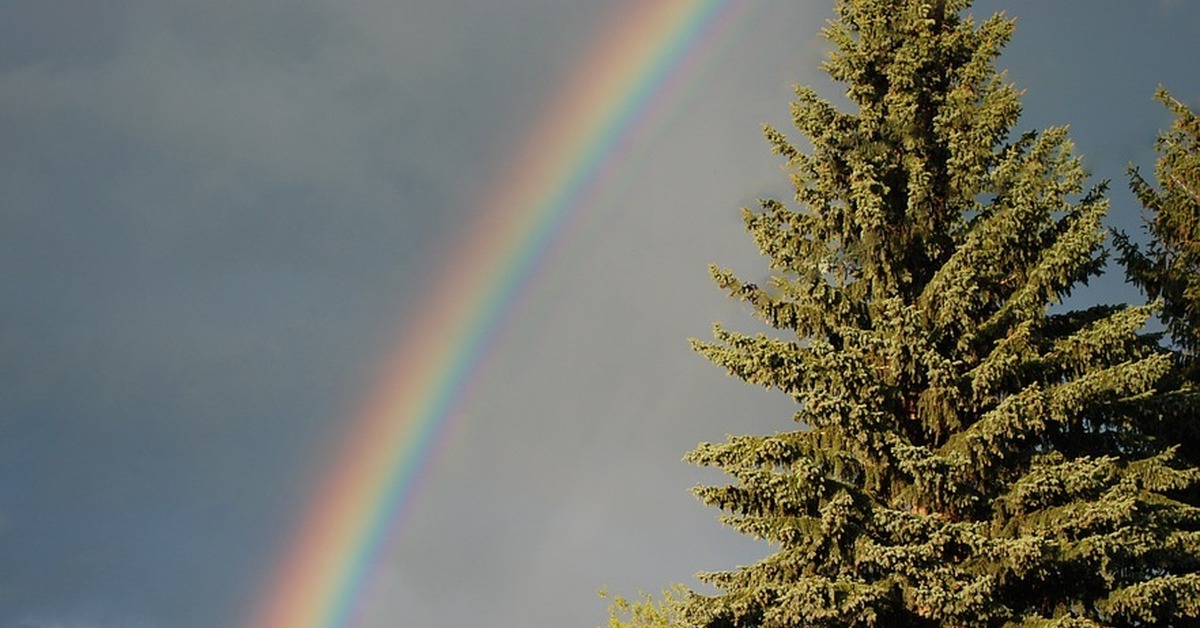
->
[614,0,1200,625]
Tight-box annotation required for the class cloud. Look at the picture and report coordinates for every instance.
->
[5,1,1196,627]
[0,1,568,624]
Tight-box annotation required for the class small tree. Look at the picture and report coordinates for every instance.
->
[645,1,1200,625]
[1116,89,1200,363]
[601,587,689,628]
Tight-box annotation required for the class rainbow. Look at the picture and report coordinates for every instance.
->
[247,1,749,626]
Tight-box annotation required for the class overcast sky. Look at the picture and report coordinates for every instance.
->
[2,2,1198,627]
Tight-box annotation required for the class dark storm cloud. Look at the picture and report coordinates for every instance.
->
[0,1,613,625]
[3,1,1199,627]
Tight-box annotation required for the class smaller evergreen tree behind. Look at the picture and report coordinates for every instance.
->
[601,587,689,628]
[1116,89,1200,362]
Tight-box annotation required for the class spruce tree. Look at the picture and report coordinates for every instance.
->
[1116,90,1200,362]
[654,1,1200,625]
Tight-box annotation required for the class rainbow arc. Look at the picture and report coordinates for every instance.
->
[247,2,749,626]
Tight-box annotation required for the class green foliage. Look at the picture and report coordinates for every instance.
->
[600,587,689,628]
[1115,89,1200,361]
[649,1,1200,625]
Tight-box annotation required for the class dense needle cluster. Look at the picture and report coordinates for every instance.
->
[1117,89,1200,366]
[609,1,1200,625]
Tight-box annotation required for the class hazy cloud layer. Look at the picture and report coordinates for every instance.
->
[2,1,1198,626]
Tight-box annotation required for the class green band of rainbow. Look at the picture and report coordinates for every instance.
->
[247,1,747,626]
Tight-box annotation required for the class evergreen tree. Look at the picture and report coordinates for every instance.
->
[1116,89,1200,363]
[602,587,689,628]
[645,1,1200,625]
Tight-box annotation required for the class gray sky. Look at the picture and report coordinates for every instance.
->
[1,2,1197,627]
